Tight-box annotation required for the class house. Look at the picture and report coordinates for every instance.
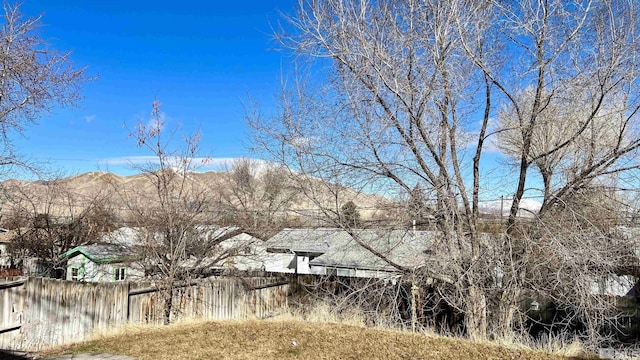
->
[263,228,343,275]
[61,226,268,282]
[213,231,268,272]
[263,228,434,279]
[0,227,47,276]
[591,275,637,297]
[587,226,640,297]
[61,243,143,282]
[0,228,13,267]
[182,226,268,273]
[0,228,23,276]
[60,227,143,282]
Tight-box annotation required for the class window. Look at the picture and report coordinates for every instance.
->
[71,267,79,281]
[114,267,126,281]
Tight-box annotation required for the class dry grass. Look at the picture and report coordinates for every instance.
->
[39,319,590,360]
[488,333,590,359]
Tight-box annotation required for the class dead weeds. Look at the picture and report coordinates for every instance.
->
[40,319,589,360]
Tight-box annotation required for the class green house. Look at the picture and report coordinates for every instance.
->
[61,244,142,282]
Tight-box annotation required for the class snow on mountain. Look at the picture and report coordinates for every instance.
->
[479,198,542,217]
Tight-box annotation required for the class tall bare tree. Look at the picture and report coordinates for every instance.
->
[122,101,258,324]
[251,0,640,343]
[0,2,88,172]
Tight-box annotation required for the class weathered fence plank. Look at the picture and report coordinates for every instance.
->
[0,276,288,351]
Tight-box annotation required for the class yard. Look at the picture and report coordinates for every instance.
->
[40,319,589,360]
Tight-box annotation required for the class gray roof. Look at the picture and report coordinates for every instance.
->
[61,244,137,264]
[99,227,142,246]
[311,230,434,272]
[266,228,434,272]
[195,225,245,242]
[61,225,250,264]
[99,226,248,246]
[264,228,351,254]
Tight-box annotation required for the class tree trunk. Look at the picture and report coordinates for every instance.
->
[411,281,419,332]
[466,284,488,340]
[494,287,520,340]
[164,286,174,325]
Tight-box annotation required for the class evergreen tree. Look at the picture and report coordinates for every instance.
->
[408,184,430,224]
[340,201,361,228]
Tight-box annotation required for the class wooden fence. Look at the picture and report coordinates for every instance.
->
[0,276,289,351]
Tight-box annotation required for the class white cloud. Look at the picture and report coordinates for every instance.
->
[145,115,165,131]
[290,136,316,150]
[459,116,506,154]
[479,116,504,154]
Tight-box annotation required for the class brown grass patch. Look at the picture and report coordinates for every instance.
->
[40,319,588,360]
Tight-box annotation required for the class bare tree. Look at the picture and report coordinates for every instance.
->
[0,2,88,171]
[122,101,259,324]
[2,176,116,276]
[251,0,640,344]
[216,158,297,237]
[496,87,636,210]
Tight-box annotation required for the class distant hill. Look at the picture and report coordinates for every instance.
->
[0,170,396,225]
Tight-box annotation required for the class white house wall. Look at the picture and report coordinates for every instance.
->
[232,255,263,271]
[229,236,269,271]
[591,275,636,297]
[263,252,403,279]
[66,254,97,281]
[354,268,398,279]
[218,233,274,272]
[264,254,401,280]
[264,253,295,274]
[66,254,144,283]
[0,243,10,267]
[296,255,312,274]
[310,265,326,275]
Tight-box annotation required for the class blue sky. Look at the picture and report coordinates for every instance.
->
[8,1,543,209]
[12,0,297,177]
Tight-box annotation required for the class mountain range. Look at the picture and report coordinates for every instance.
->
[0,171,394,223]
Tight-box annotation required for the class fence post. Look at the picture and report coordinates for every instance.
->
[126,281,131,322]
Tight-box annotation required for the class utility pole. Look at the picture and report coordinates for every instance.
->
[500,195,504,221]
